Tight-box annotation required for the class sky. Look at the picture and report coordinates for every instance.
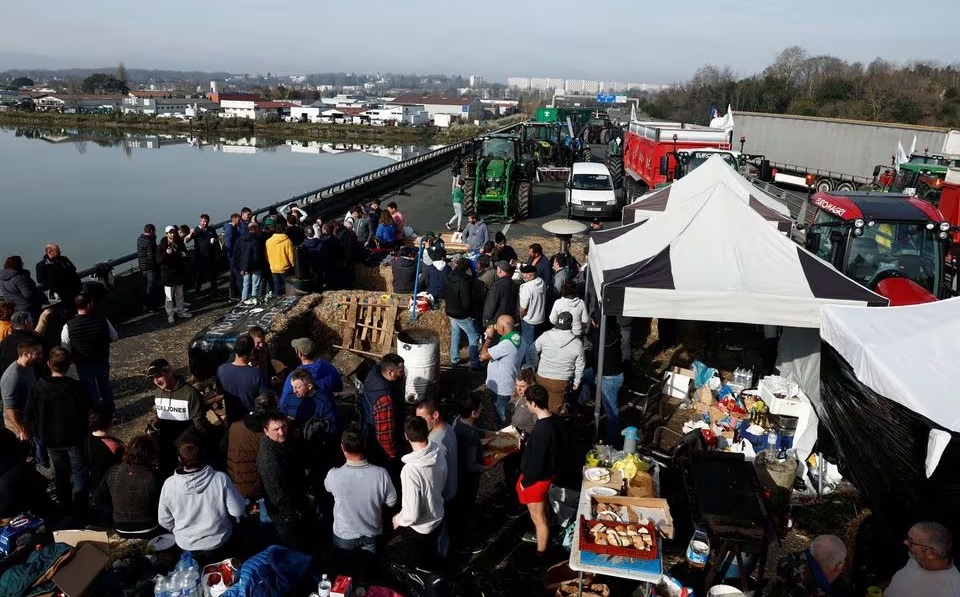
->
[2,0,958,84]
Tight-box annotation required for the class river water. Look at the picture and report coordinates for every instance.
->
[0,127,433,270]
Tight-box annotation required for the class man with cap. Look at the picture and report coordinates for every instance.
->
[279,337,343,409]
[480,314,520,427]
[148,358,209,475]
[518,264,546,368]
[534,312,585,414]
[157,225,192,324]
[482,260,518,329]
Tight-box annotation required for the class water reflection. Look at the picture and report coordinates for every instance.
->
[10,127,438,161]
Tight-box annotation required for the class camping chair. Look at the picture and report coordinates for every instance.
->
[624,374,665,430]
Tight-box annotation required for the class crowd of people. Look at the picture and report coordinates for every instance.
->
[0,193,957,596]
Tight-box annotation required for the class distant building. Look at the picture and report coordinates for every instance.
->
[129,90,174,99]
[33,94,124,113]
[359,105,429,126]
[122,96,218,117]
[388,94,482,122]
[480,99,519,117]
[220,99,297,120]
[208,91,260,104]
[469,75,484,88]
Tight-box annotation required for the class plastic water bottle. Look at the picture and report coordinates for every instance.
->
[318,574,332,597]
[766,429,779,459]
[154,575,169,597]
[733,367,743,385]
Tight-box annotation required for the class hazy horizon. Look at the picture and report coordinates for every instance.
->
[3,0,958,84]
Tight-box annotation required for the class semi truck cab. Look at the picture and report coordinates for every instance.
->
[801,191,951,304]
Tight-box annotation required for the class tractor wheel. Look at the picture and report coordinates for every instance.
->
[624,176,637,203]
[600,129,610,145]
[462,180,476,216]
[516,181,532,220]
[606,155,625,189]
[815,177,834,193]
[581,149,592,163]
[836,181,856,192]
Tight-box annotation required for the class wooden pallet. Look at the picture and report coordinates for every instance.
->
[339,294,400,356]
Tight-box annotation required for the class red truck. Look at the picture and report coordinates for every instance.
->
[621,120,733,201]
[938,168,960,295]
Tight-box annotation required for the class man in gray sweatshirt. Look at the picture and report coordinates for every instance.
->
[462,212,489,254]
[534,311,585,414]
[158,437,245,559]
[325,425,397,580]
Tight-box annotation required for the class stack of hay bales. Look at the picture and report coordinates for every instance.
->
[264,294,325,363]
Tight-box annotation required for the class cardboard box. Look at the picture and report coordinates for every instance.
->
[53,543,110,597]
[590,495,675,539]
[662,366,694,400]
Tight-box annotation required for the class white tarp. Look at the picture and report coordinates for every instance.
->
[821,297,960,475]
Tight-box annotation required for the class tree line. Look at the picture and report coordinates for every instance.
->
[637,46,960,127]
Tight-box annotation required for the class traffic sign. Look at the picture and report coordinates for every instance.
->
[596,93,616,103]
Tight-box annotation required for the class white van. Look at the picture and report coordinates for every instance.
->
[566,162,618,219]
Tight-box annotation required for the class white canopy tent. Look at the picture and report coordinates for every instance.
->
[621,156,793,233]
[821,297,960,475]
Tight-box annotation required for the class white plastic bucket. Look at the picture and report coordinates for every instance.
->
[707,586,746,597]
[397,329,439,403]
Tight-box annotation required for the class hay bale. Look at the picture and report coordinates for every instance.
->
[266,293,325,363]
[311,291,455,364]
[354,263,393,292]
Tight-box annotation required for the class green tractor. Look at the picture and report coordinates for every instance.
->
[461,134,534,220]
[519,121,584,182]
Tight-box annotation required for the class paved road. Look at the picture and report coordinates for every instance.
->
[383,144,618,242]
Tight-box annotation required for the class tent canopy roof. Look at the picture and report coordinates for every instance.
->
[589,163,886,328]
[821,297,960,432]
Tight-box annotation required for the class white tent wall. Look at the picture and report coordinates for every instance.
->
[776,327,822,462]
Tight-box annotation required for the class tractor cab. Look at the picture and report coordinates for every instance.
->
[889,162,947,205]
[460,134,533,220]
[802,191,951,304]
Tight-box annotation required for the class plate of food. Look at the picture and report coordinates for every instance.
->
[587,486,618,498]
[583,467,613,484]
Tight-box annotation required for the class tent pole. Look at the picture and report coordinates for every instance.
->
[593,311,607,444]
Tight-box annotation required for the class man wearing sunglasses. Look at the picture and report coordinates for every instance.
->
[886,521,960,597]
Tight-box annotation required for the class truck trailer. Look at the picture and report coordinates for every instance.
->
[621,120,735,201]
[733,111,960,192]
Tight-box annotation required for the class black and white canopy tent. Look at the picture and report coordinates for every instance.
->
[586,166,887,439]
[621,155,793,233]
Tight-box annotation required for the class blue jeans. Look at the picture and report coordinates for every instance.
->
[47,445,87,507]
[271,273,286,295]
[241,272,262,300]
[76,361,114,407]
[518,320,539,368]
[332,534,378,554]
[143,269,158,307]
[448,317,480,368]
[600,373,625,445]
[490,391,511,428]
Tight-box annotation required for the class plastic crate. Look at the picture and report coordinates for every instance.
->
[578,515,659,560]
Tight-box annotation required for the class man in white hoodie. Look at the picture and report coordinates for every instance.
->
[549,281,591,338]
[158,437,245,561]
[534,312,585,414]
[392,415,447,569]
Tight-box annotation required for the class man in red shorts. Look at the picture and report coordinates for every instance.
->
[516,384,563,559]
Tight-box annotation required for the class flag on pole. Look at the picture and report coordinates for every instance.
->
[895,141,909,171]
[709,105,719,120]
[909,135,917,156]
